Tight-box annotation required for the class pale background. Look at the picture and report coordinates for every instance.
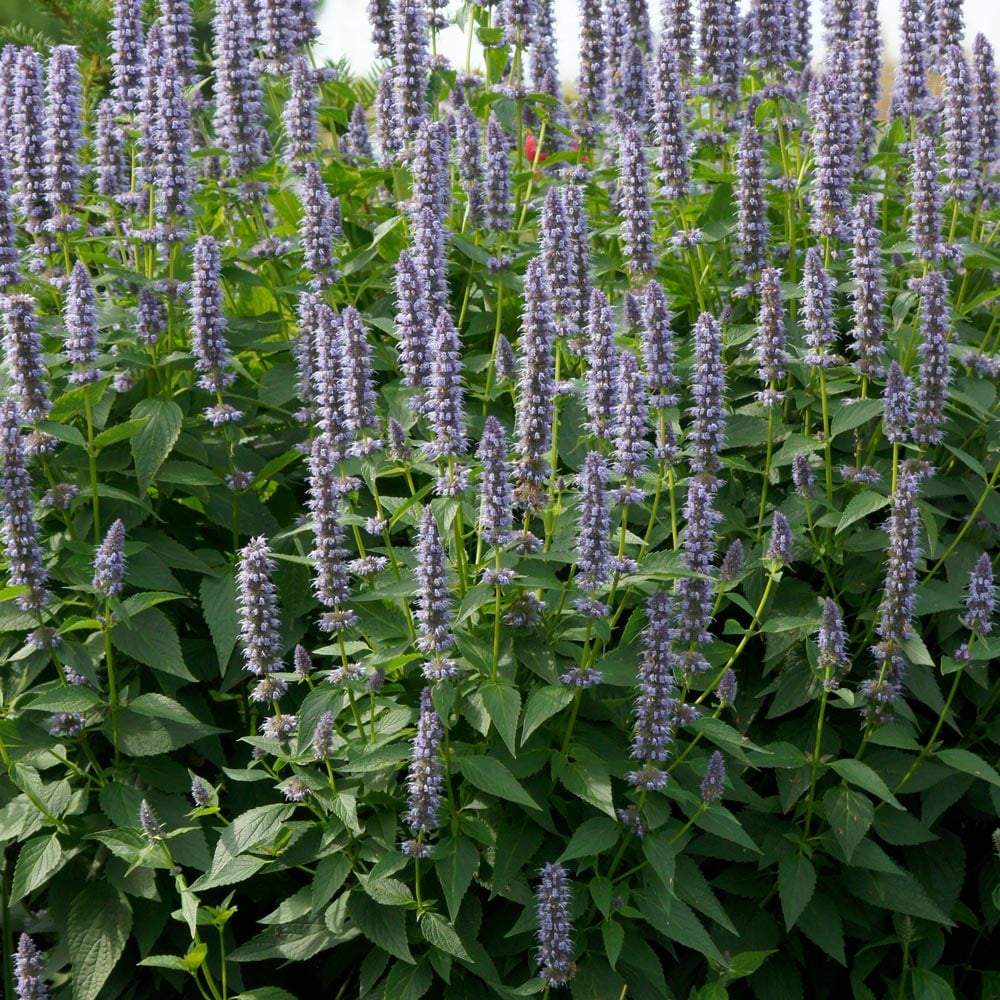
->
[316,0,1000,77]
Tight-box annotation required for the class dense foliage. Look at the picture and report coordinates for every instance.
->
[1,0,1000,998]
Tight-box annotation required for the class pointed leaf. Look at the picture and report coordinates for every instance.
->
[521,685,574,746]
[132,398,183,493]
[936,748,1000,787]
[435,837,478,922]
[348,891,414,963]
[200,569,239,674]
[459,755,540,810]
[558,816,619,862]
[778,853,816,931]
[420,911,471,961]
[12,834,64,902]
[822,785,873,862]
[68,882,132,1000]
[480,682,521,758]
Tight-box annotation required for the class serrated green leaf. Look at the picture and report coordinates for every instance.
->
[936,748,1000,787]
[93,416,148,450]
[68,882,132,1000]
[132,398,183,493]
[602,920,624,970]
[436,836,478,923]
[521,685,574,746]
[12,834,63,902]
[841,869,955,925]
[111,607,193,680]
[348,891,414,963]
[25,686,100,714]
[830,759,903,809]
[642,829,676,895]
[360,875,413,906]
[459,755,540,810]
[910,968,956,1000]
[777,853,816,931]
[200,569,239,674]
[480,682,521,758]
[311,854,351,912]
[798,892,845,965]
[831,398,882,438]
[822,786,874,862]
[420,911,471,960]
[558,816,619,862]
[836,491,889,534]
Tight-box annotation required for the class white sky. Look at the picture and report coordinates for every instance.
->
[317,0,1000,79]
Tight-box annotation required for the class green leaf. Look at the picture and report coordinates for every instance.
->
[830,759,903,809]
[232,988,300,1000]
[93,416,149,450]
[435,837,478,923]
[480,682,521,758]
[12,834,64,902]
[642,829,676,895]
[459,755,540,810]
[910,969,956,1000]
[132,398,183,493]
[348,891,414,964]
[936,748,1000,787]
[311,854,351,912]
[841,869,955,925]
[601,920,624,970]
[200,569,239,674]
[822,785,874,862]
[360,875,413,907]
[382,961,434,1000]
[777,854,816,931]
[111,607,193,680]
[836,492,889,534]
[26,686,100,714]
[798,892,845,965]
[521,685,574,746]
[420,911,471,960]
[68,882,132,1000]
[635,892,723,965]
[831,398,882,438]
[694,804,761,853]
[726,951,776,980]
[558,816,619,862]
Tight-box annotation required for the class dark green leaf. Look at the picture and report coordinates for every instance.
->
[12,834,64,902]
[67,882,132,1000]
[348,891,414,964]
[521,685,574,745]
[822,785,873,862]
[459,755,540,810]
[420,911,471,960]
[936,748,1000,787]
[777,853,816,931]
[132,398,183,493]
[480,682,521,758]
[436,836,478,923]
[111,607,193,680]
[558,816,619,862]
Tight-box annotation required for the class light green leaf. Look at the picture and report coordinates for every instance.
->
[558,816,619,862]
[602,920,625,970]
[480,682,521,758]
[830,759,903,809]
[131,398,183,493]
[521,685,574,746]
[360,875,413,907]
[68,882,132,1000]
[420,911,471,960]
[831,398,882,438]
[311,854,351,912]
[777,854,816,931]
[93,417,149,450]
[12,834,64,902]
[459,755,540,810]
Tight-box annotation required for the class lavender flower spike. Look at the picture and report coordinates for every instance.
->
[642,281,678,406]
[913,270,951,445]
[585,290,619,441]
[849,196,886,377]
[535,863,575,988]
[687,312,726,475]
[306,434,353,629]
[339,306,380,456]
[630,590,677,784]
[283,56,318,171]
[972,35,999,175]
[15,933,50,1000]
[613,351,650,494]
[576,0,607,142]
[673,474,722,653]
[576,451,611,593]
[484,113,512,232]
[110,0,144,116]
[404,687,445,843]
[64,261,99,384]
[942,45,978,201]
[654,42,690,199]
[700,750,726,802]
[961,553,995,636]
[190,236,235,393]
[883,361,913,445]
[818,597,851,675]
[736,120,767,276]
[514,258,557,497]
[0,400,49,609]
[93,519,127,598]
[423,309,467,462]
[3,295,51,422]
[910,121,943,262]
[236,536,282,678]
[393,0,430,139]
[754,268,787,406]
[478,415,513,546]
[414,506,454,656]
[767,510,793,566]
[12,48,50,232]
[43,45,84,224]
[614,112,655,276]
[802,248,837,368]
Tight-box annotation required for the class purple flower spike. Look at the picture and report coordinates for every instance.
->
[454,104,482,225]
[942,45,978,200]
[972,35,999,175]
[404,688,444,842]
[736,120,766,276]
[576,0,607,141]
[306,434,353,629]
[687,312,726,475]
[236,536,282,678]
[300,160,340,290]
[892,0,930,119]
[95,99,128,199]
[110,0,144,116]
[662,0,694,72]
[478,415,513,546]
[962,553,995,636]
[630,590,677,774]
[849,196,885,377]
[3,295,51,422]
[540,188,576,335]
[93,519,127,598]
[674,475,721,649]
[767,510,793,566]
[654,42,690,198]
[585,290,619,440]
[754,268,787,406]
[393,0,430,139]
[484,113,512,232]
[190,236,235,393]
[855,0,882,159]
[514,258,557,495]
[64,261,99,384]
[153,60,193,240]
[283,56,318,170]
[415,506,454,655]
[15,933,50,1000]
[818,596,850,674]
[614,112,655,276]
[613,351,650,490]
[808,54,854,242]
[394,250,433,405]
[424,309,466,462]
[576,451,611,593]
[908,125,943,260]
[883,360,913,445]
[43,45,84,223]
[12,48,50,232]
[0,401,48,610]
[535,863,575,988]
[802,247,837,368]
[913,271,951,445]
[642,281,678,407]
[700,750,726,802]
[339,306,380,455]
[698,0,741,105]
[375,68,403,167]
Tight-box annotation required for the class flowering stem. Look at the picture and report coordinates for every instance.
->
[801,660,833,847]
[670,803,708,844]
[102,600,121,771]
